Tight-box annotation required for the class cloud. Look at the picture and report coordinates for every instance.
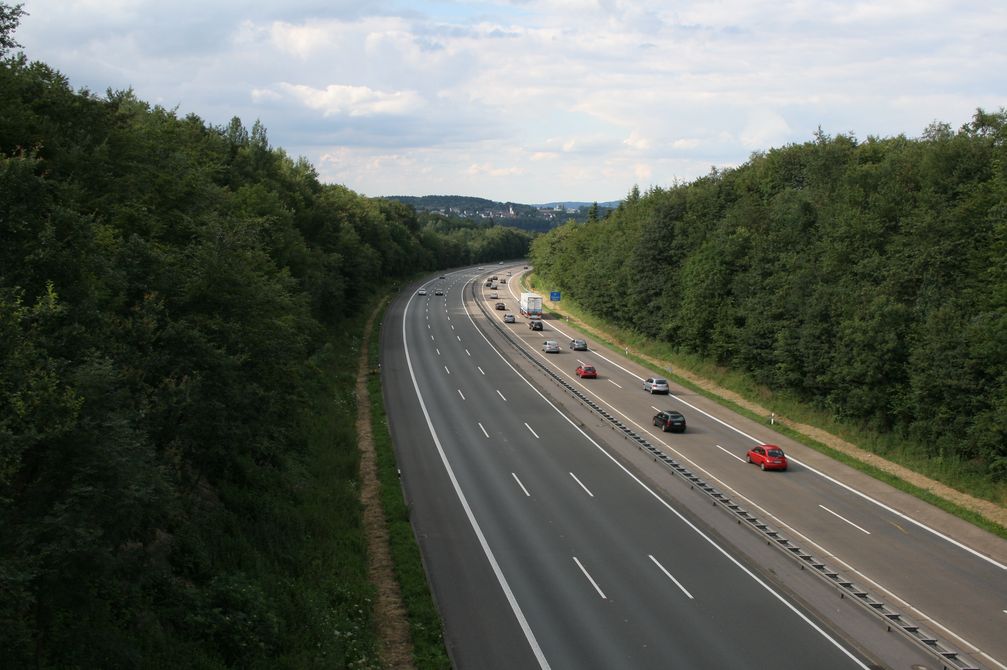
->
[468,162,526,177]
[739,110,792,149]
[14,0,1006,202]
[273,83,425,116]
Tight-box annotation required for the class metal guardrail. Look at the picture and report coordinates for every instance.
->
[470,280,981,670]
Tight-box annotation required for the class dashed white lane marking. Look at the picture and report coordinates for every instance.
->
[649,555,694,600]
[819,504,872,535]
[569,472,594,497]
[573,557,606,599]
[716,444,746,463]
[512,473,531,497]
[524,422,539,439]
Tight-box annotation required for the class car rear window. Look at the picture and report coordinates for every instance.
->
[655,379,667,385]
[584,366,595,372]
[767,448,784,457]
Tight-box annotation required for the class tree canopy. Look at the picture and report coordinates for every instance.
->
[0,6,529,664]
[531,116,1007,481]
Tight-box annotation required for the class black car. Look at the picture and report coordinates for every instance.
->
[653,410,686,433]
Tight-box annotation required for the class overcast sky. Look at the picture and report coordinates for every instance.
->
[13,0,1007,203]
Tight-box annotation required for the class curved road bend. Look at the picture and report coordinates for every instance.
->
[382,269,883,669]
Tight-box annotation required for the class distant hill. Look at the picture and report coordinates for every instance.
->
[536,200,622,210]
[382,195,621,232]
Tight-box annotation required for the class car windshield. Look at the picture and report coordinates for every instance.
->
[767,448,785,457]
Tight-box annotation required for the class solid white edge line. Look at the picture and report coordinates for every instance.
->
[403,286,551,670]
[819,504,872,535]
[569,472,595,497]
[790,455,1006,571]
[512,473,531,497]
[461,289,870,670]
[648,554,694,600]
[572,556,607,599]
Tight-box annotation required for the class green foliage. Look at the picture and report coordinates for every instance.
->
[531,111,1007,489]
[0,33,513,667]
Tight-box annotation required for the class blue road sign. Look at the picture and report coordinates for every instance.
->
[550,291,561,301]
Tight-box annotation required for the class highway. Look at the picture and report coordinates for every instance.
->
[381,265,1005,669]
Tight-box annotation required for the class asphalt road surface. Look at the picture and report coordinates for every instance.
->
[382,265,1005,670]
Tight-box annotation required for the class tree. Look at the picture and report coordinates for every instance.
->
[0,2,25,56]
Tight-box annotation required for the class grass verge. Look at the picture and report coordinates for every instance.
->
[367,297,451,669]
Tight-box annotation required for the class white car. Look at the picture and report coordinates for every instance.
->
[417,288,427,296]
[643,377,670,394]
[503,314,516,323]
[489,292,498,299]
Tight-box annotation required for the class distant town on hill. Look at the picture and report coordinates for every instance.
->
[382,195,621,232]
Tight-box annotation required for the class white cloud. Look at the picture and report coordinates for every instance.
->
[624,131,651,150]
[275,83,425,117]
[269,21,330,59]
[14,0,1006,202]
[467,162,526,177]
[739,110,792,149]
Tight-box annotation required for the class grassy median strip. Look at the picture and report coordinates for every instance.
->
[367,297,451,669]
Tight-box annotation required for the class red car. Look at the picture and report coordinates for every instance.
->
[576,364,597,379]
[746,444,788,471]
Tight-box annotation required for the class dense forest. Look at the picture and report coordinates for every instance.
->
[0,5,528,667]
[532,116,1007,484]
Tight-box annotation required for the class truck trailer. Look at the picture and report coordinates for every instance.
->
[520,292,543,318]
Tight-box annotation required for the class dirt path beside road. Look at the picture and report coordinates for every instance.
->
[357,303,415,669]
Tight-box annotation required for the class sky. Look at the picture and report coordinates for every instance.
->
[12,0,1007,204]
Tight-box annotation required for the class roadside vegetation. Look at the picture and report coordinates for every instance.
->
[0,6,523,666]
[529,117,1007,515]
[366,307,451,669]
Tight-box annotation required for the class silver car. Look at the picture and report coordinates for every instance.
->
[503,313,516,323]
[643,377,670,394]
[543,340,560,353]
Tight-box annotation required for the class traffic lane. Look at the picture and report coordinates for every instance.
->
[425,295,867,668]
[476,294,1007,660]
[535,350,1007,665]
[637,423,1007,662]
[459,387,868,669]
[383,291,541,669]
[441,303,869,668]
[489,314,1007,664]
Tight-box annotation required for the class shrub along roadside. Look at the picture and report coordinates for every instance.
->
[367,296,451,669]
[523,273,1007,541]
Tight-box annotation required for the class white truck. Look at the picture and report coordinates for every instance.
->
[520,292,543,318]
